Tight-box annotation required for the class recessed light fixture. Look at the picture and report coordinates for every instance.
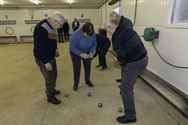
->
[30,0,40,5]
[0,0,5,5]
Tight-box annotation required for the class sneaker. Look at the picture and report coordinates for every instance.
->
[47,96,61,105]
[86,81,94,87]
[116,115,136,124]
[116,79,122,83]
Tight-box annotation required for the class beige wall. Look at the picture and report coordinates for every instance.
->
[100,1,120,28]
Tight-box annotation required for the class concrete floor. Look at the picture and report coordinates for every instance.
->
[0,43,188,125]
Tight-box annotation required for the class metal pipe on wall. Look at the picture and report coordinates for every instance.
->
[134,0,138,25]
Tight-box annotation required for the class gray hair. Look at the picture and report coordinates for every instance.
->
[109,11,120,18]
[51,13,65,25]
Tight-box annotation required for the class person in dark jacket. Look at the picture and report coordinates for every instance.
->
[95,33,111,71]
[63,19,70,41]
[72,18,80,31]
[33,13,65,105]
[58,27,64,43]
[70,22,97,91]
[106,12,148,124]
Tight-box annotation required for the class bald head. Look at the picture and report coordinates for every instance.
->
[109,11,121,25]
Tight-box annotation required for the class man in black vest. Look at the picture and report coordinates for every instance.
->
[58,27,64,43]
[63,19,70,41]
[33,13,65,105]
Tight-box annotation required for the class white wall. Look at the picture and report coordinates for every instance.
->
[120,0,136,23]
[131,0,188,95]
[101,3,107,28]
[100,0,188,95]
[100,1,120,28]
[0,8,101,40]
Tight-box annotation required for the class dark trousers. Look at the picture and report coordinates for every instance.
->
[58,32,64,43]
[120,56,148,119]
[35,58,57,98]
[70,52,91,85]
[98,45,110,68]
[64,30,69,40]
[121,67,124,78]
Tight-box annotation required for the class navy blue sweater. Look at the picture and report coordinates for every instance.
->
[96,34,111,52]
[33,19,57,64]
[112,16,147,65]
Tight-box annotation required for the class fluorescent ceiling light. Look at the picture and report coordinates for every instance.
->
[0,0,5,5]
[30,0,40,5]
[67,0,73,4]
[69,0,72,4]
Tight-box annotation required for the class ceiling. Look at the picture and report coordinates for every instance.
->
[1,0,109,9]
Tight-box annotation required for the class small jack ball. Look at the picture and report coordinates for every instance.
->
[98,103,103,108]
[118,107,123,113]
[64,93,69,97]
[87,92,92,97]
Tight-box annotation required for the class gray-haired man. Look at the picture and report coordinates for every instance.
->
[106,12,148,124]
[33,13,65,105]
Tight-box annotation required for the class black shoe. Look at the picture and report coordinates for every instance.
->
[86,81,94,87]
[100,67,107,71]
[116,79,122,83]
[73,84,78,91]
[47,96,61,105]
[95,65,101,68]
[54,90,61,95]
[116,115,136,124]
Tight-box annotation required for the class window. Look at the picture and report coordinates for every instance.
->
[171,0,188,23]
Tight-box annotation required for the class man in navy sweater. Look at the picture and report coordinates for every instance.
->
[33,13,65,105]
[107,12,148,124]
